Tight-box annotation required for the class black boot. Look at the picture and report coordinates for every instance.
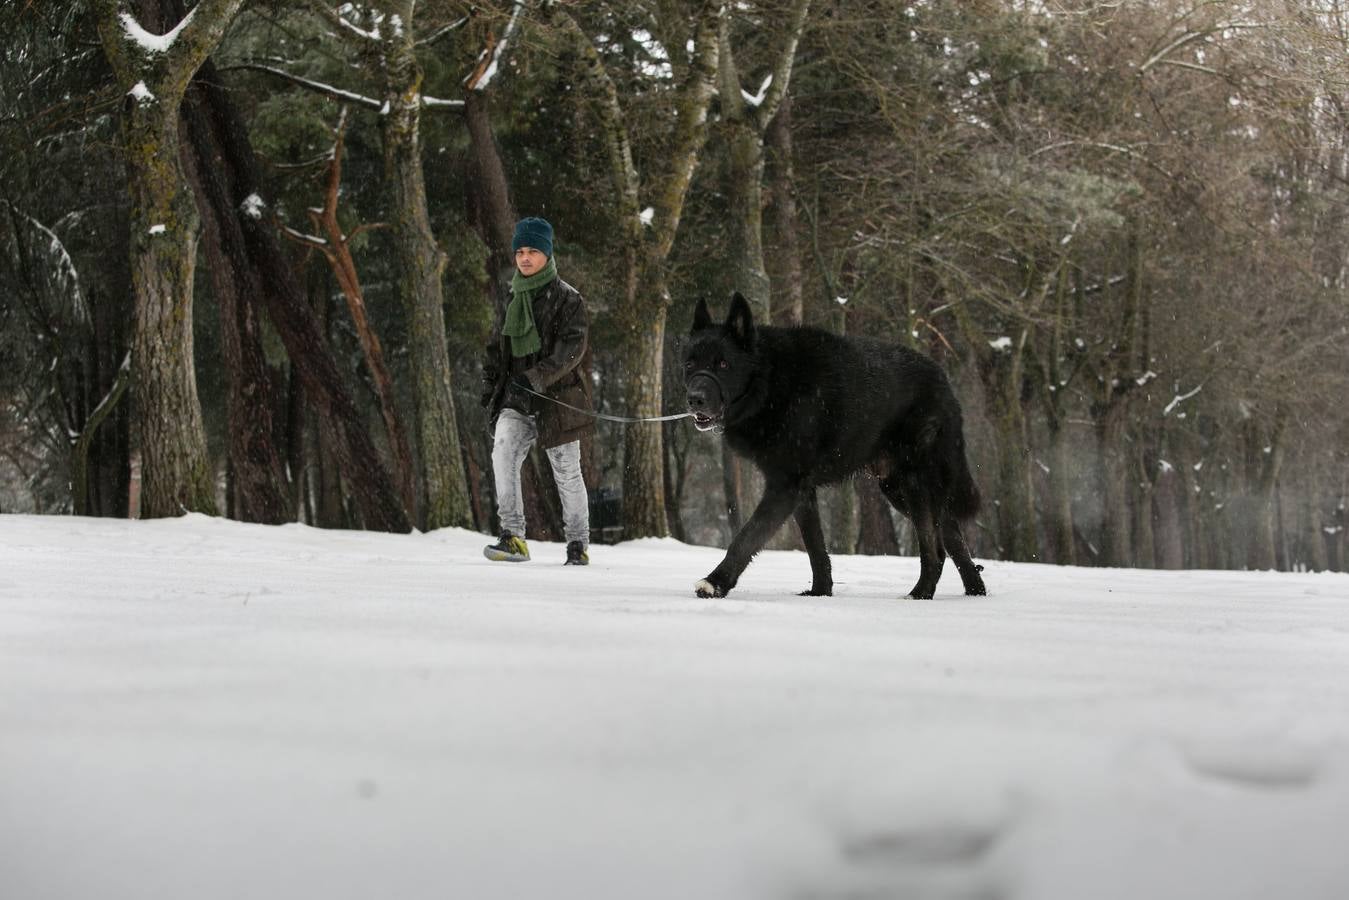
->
[564,540,589,566]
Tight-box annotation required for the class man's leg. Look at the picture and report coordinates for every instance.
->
[546,439,590,547]
[491,409,537,537]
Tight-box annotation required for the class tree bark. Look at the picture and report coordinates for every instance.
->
[982,350,1038,562]
[617,293,670,536]
[1045,417,1075,565]
[379,8,472,531]
[766,94,804,326]
[283,108,417,519]
[716,0,811,321]
[855,473,899,555]
[721,120,771,315]
[94,0,246,518]
[180,70,291,524]
[464,90,516,296]
[1133,444,1157,569]
[72,354,132,517]
[1246,412,1287,570]
[182,60,410,532]
[1094,409,1132,567]
[552,1,722,539]
[1153,456,1185,570]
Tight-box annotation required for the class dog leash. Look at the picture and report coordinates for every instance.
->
[516,382,693,424]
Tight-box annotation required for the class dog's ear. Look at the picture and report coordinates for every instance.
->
[691,297,713,333]
[726,292,755,349]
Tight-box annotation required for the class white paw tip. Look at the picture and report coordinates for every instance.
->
[695,579,716,596]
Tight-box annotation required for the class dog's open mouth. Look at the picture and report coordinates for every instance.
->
[692,413,720,432]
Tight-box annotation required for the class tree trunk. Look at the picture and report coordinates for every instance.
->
[186,61,409,532]
[123,103,219,517]
[94,0,247,520]
[822,482,855,556]
[855,473,899,555]
[464,90,517,296]
[1327,488,1346,573]
[1045,416,1076,565]
[1247,414,1286,570]
[550,2,721,540]
[617,290,670,537]
[1133,460,1157,569]
[1094,410,1132,567]
[285,360,306,519]
[72,355,132,517]
[766,94,803,326]
[663,420,688,543]
[180,74,291,524]
[722,121,771,316]
[84,276,133,517]
[983,358,1037,561]
[381,38,471,532]
[1153,458,1185,570]
[295,113,417,519]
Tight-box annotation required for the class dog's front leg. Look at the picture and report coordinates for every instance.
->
[696,484,801,598]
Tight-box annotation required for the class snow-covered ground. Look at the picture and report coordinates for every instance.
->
[2,513,1348,900]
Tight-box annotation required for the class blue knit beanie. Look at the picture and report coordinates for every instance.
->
[512,217,554,257]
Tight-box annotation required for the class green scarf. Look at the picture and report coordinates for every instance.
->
[504,257,556,358]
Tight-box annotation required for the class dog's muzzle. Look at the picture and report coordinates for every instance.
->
[685,371,724,432]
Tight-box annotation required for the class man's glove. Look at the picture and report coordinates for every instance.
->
[505,377,534,413]
[479,357,500,408]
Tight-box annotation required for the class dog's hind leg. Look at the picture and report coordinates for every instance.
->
[696,482,801,598]
[794,488,833,596]
[882,476,944,599]
[941,517,986,596]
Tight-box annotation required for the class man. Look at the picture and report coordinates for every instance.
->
[480,217,593,565]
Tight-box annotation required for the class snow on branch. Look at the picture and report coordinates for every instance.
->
[227,63,382,110]
[279,224,329,248]
[229,62,462,112]
[417,13,472,49]
[467,0,527,92]
[740,73,772,108]
[422,96,466,111]
[119,8,195,55]
[102,0,245,85]
[1163,384,1203,416]
[317,2,383,43]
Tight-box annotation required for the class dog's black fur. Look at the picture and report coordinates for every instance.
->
[684,294,987,600]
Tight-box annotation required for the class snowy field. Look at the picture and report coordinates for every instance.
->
[2,513,1348,900]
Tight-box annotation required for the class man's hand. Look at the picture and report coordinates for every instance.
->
[480,356,501,408]
[505,377,534,411]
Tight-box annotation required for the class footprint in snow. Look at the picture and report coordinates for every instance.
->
[1178,740,1323,790]
[787,820,1010,900]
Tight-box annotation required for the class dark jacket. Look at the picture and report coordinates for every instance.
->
[482,276,594,449]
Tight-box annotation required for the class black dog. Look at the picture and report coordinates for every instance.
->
[684,294,987,600]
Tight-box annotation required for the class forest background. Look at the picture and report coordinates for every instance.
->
[2,0,1347,572]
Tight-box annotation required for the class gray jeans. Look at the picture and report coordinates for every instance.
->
[491,408,589,546]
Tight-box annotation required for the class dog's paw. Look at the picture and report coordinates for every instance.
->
[799,585,833,597]
[694,578,726,599]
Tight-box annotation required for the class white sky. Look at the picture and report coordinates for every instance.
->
[2,513,1348,899]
